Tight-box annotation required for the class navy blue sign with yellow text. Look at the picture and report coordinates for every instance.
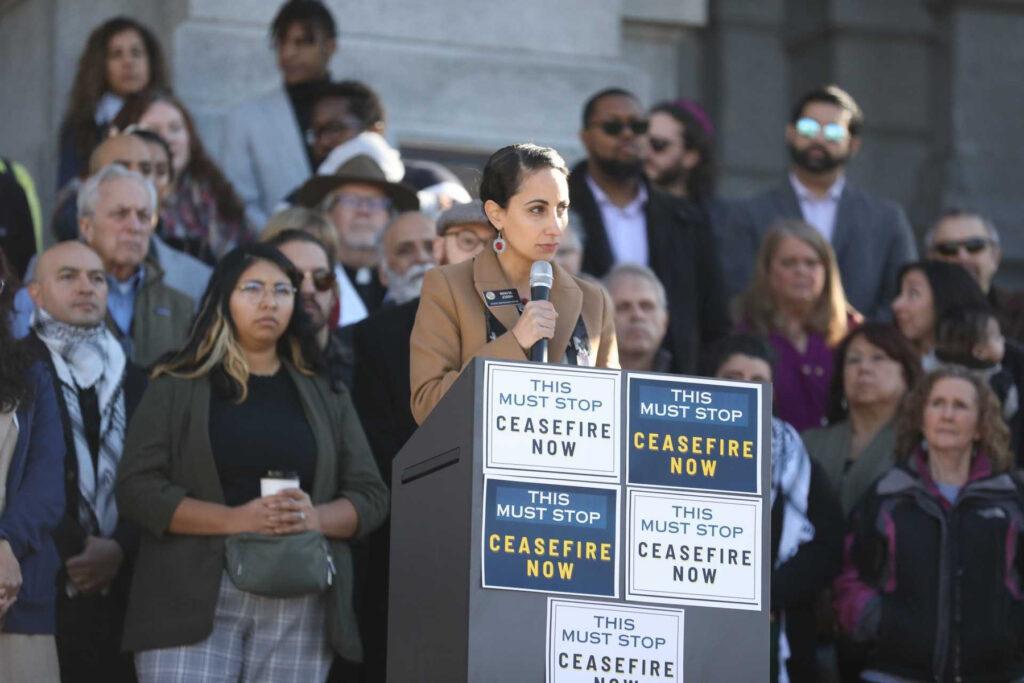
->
[482,478,618,597]
[627,375,761,493]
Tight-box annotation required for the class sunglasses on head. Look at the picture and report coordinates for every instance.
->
[932,237,992,257]
[795,117,849,143]
[595,118,649,137]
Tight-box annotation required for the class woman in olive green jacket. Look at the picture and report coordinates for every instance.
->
[116,244,387,681]
[802,323,920,517]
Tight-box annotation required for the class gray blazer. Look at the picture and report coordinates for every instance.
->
[151,235,211,308]
[720,181,917,318]
[802,419,896,517]
[220,87,311,230]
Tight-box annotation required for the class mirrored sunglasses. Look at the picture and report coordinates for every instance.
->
[795,117,849,143]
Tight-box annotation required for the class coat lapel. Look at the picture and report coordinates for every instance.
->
[187,376,227,504]
[473,248,520,336]
[471,250,583,363]
[269,87,312,176]
[286,364,335,505]
[773,182,803,222]
[830,186,854,263]
[548,262,583,363]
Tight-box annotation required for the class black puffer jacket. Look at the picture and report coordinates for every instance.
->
[835,449,1024,682]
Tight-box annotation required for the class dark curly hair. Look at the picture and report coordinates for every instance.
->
[60,17,169,176]
[895,366,1011,473]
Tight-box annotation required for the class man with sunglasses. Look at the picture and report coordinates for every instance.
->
[926,208,1024,341]
[569,87,729,375]
[721,84,916,319]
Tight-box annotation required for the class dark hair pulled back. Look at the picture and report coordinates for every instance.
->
[478,143,569,220]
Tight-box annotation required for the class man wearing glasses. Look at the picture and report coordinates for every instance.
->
[722,84,917,318]
[291,154,419,324]
[569,87,729,375]
[926,208,1024,341]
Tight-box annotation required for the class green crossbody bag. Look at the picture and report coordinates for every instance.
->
[224,530,336,598]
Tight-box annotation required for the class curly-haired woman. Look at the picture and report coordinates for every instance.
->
[834,366,1024,681]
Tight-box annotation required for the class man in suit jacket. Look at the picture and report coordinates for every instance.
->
[570,88,729,374]
[221,0,337,230]
[720,85,917,318]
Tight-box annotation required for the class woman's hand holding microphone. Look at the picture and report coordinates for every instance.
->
[511,300,557,352]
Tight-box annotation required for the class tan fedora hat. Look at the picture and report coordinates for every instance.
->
[292,154,419,211]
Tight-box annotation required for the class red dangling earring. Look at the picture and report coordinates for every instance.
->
[492,231,507,254]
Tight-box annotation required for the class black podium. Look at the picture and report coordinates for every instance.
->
[388,359,771,682]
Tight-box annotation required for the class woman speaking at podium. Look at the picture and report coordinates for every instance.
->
[410,143,618,424]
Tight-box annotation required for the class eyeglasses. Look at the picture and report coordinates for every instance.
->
[795,117,849,143]
[647,136,675,153]
[594,118,649,137]
[299,268,336,292]
[236,280,297,303]
[445,229,490,252]
[932,237,993,256]
[304,118,363,146]
[326,192,392,213]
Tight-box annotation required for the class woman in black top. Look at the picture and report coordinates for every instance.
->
[116,243,387,681]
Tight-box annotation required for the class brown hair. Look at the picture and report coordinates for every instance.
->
[826,322,921,423]
[113,89,245,226]
[894,366,1011,472]
[733,219,851,346]
[61,17,169,173]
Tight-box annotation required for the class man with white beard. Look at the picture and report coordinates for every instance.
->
[378,212,436,305]
[291,154,419,324]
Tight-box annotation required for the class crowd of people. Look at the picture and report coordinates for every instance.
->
[2,1,1024,682]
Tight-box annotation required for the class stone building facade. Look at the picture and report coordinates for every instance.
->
[2,0,1022,282]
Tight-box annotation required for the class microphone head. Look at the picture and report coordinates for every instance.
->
[530,260,554,289]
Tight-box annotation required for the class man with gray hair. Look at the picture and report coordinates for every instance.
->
[926,208,1024,341]
[604,263,671,372]
[78,164,193,367]
[378,211,436,305]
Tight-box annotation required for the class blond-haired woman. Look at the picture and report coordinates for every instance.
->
[734,220,857,431]
[116,243,387,682]
[834,366,1024,681]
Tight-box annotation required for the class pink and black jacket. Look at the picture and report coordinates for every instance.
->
[834,448,1024,682]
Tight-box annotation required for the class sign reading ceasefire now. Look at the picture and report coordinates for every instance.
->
[482,477,619,598]
[627,374,762,494]
[483,362,620,481]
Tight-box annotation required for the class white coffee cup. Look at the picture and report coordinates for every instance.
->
[260,470,300,497]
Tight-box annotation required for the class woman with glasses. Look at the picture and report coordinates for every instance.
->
[410,143,619,424]
[116,243,387,682]
[114,89,249,262]
[734,219,858,431]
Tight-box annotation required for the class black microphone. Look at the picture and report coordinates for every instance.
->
[529,260,553,363]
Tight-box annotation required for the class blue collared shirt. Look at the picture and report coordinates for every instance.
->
[106,265,145,336]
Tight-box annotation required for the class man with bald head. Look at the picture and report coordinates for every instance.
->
[78,164,193,367]
[26,241,146,681]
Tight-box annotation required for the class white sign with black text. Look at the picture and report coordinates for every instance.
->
[546,598,684,682]
[626,488,762,611]
[483,361,620,481]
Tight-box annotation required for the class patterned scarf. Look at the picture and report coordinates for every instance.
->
[161,172,246,260]
[32,309,126,537]
[770,417,815,683]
